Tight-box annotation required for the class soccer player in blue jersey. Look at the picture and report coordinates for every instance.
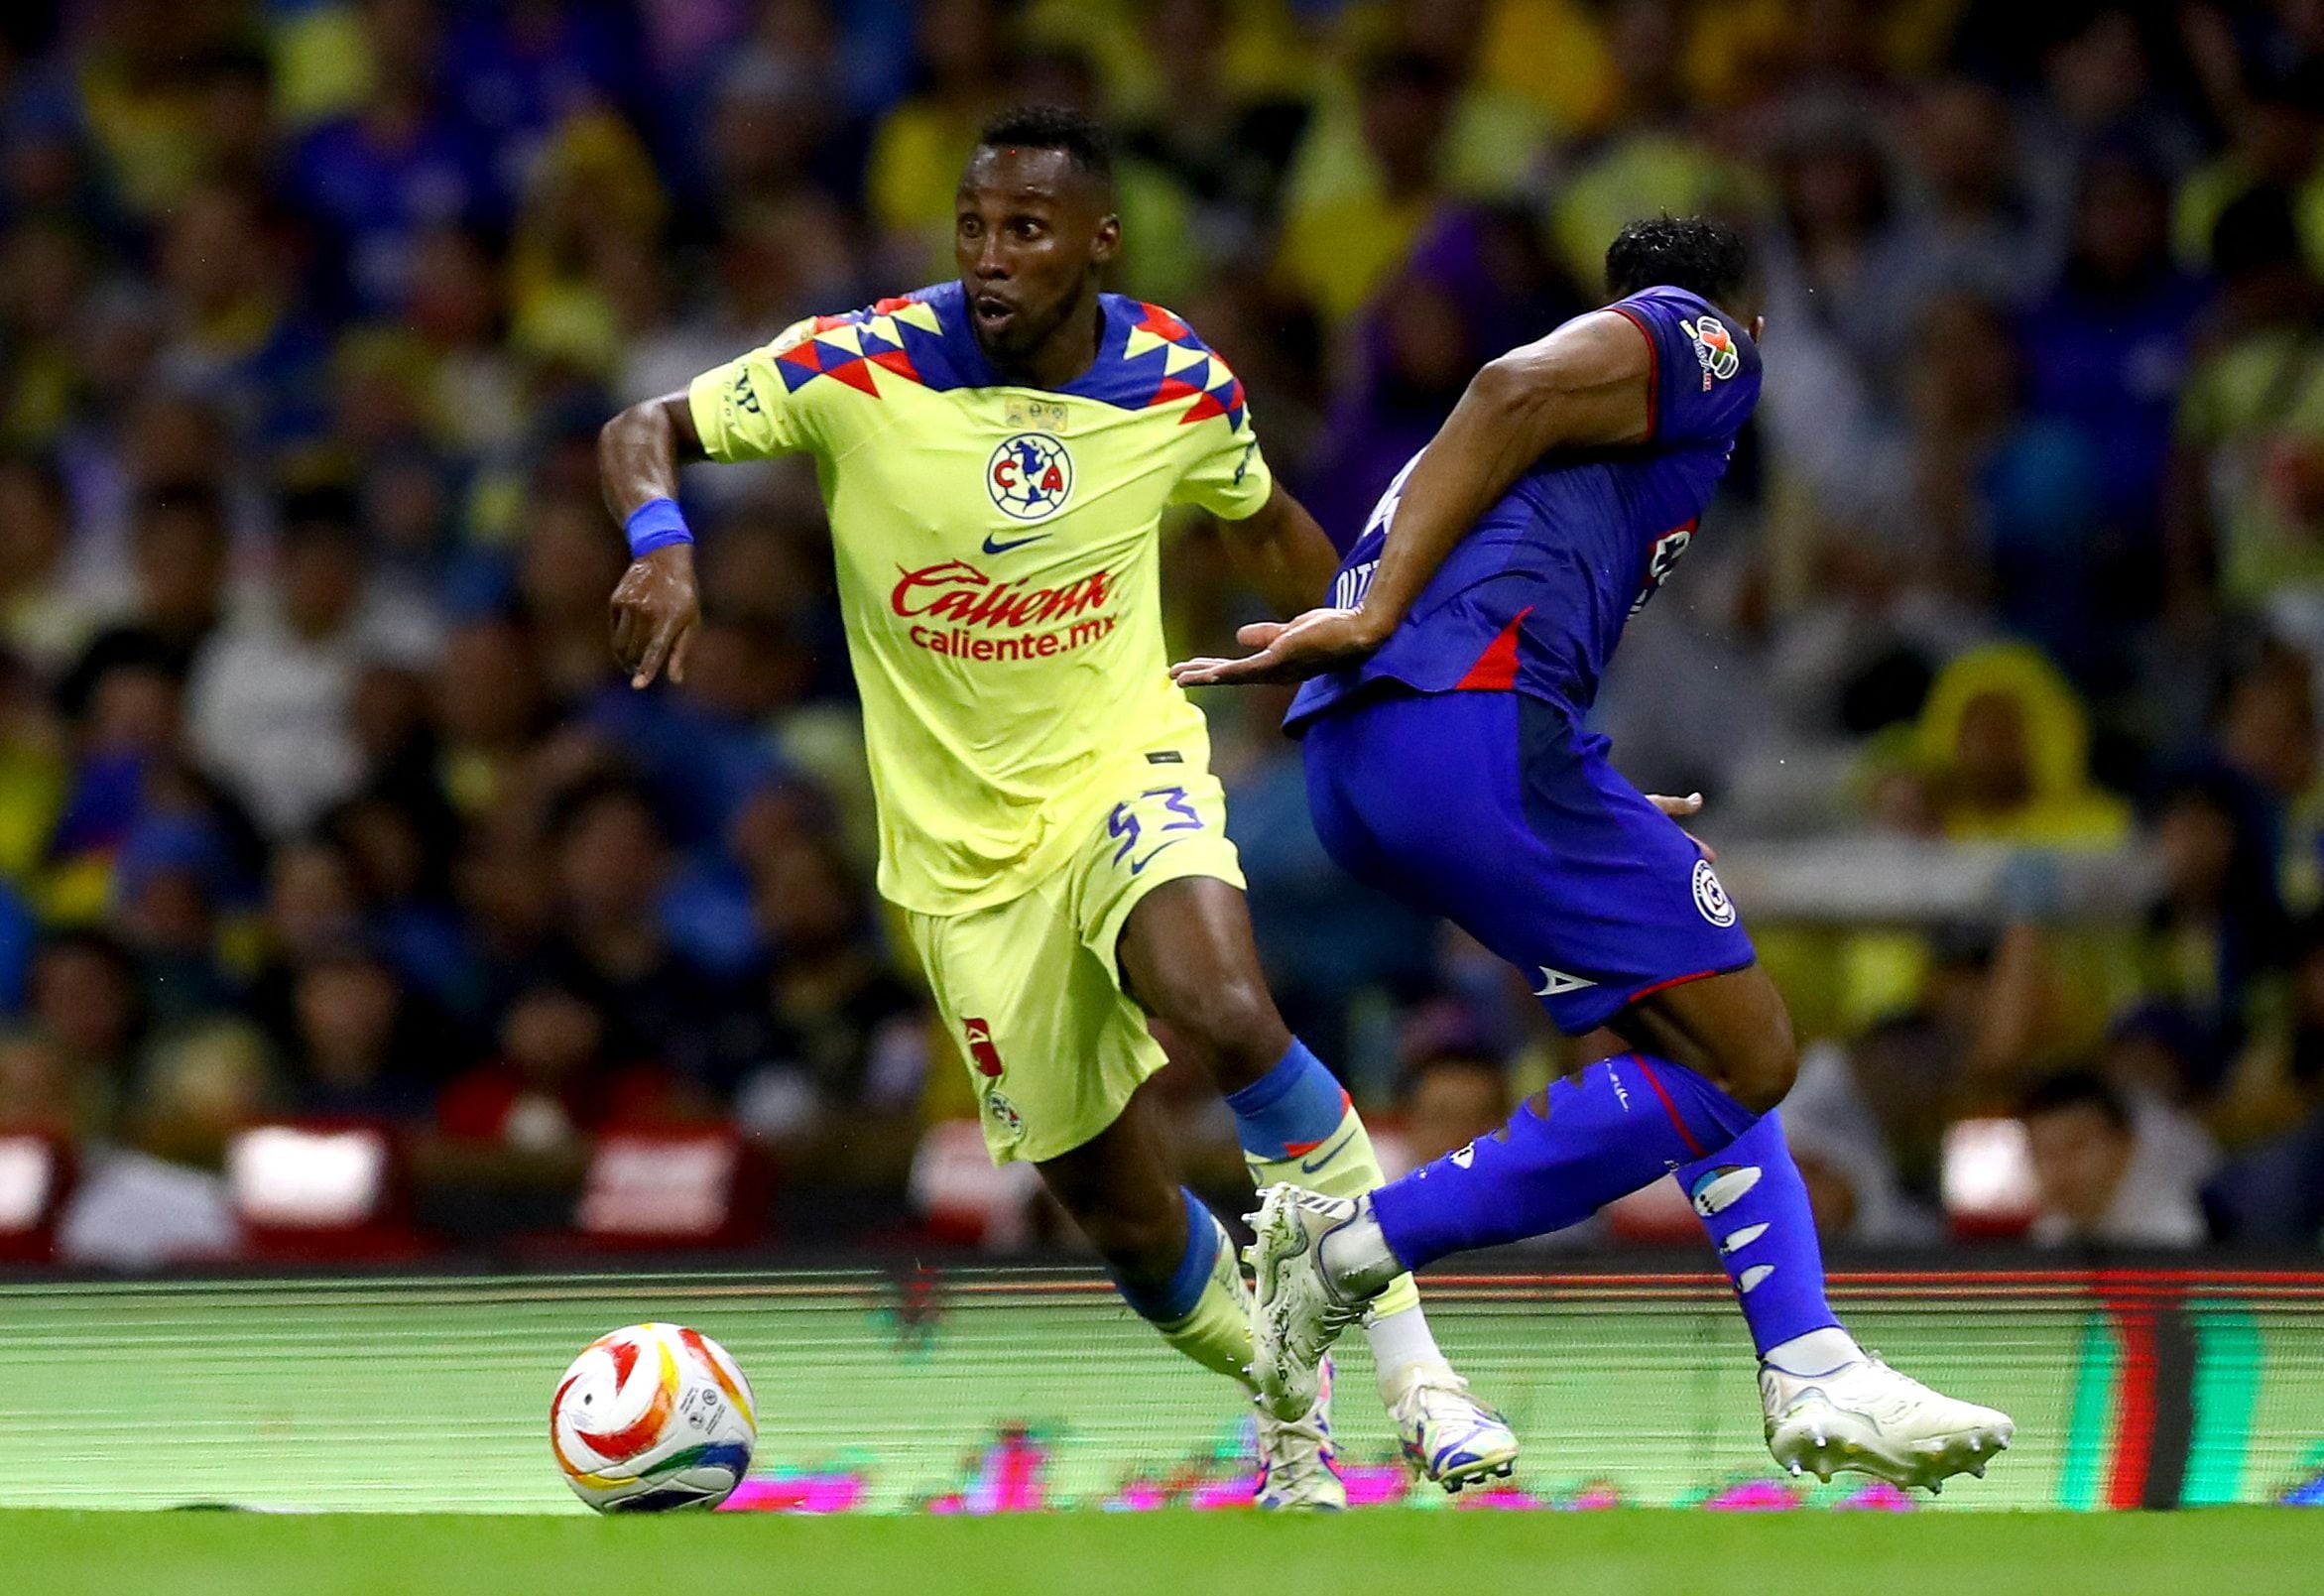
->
[1173,216,2015,1493]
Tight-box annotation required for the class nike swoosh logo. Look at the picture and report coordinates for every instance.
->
[1298,1130,1358,1173]
[981,532,1051,554]
[1127,839,1188,876]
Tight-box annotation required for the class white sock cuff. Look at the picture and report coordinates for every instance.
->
[1764,1325,1864,1378]
[1362,1301,1444,1389]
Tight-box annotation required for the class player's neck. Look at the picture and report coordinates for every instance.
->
[976,289,1105,391]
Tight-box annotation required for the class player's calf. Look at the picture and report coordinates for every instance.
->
[1117,877,1513,1426]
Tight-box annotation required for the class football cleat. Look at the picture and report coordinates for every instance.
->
[1245,1184,1370,1422]
[1763,1354,2015,1493]
[1387,1362,1519,1494]
[1254,1354,1346,1511]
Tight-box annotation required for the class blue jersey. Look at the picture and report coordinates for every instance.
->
[1284,287,1761,732]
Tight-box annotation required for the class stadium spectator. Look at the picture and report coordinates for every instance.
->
[2020,1069,2208,1247]
[541,774,738,1090]
[1890,644,2133,846]
[2212,914,2324,1151]
[0,1027,76,1136]
[1781,1025,1947,1245]
[867,0,1011,281]
[2168,185,2324,622]
[23,930,145,1113]
[2130,771,2289,1061]
[186,490,439,836]
[280,941,441,1120]
[729,833,925,1213]
[1394,1047,1511,1171]
[1117,0,1309,275]
[93,480,232,679]
[0,451,98,675]
[1545,0,1739,292]
[1277,51,1463,326]
[61,1016,267,1269]
[2018,151,2210,658]
[287,0,503,315]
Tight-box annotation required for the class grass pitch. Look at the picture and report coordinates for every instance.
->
[12,1508,2324,1596]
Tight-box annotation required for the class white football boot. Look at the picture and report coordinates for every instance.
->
[1762,1354,2015,1494]
[1254,1354,1346,1511]
[1385,1361,1520,1494]
[1246,1182,1523,1495]
[1245,1184,1371,1422]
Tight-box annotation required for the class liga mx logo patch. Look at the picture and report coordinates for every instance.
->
[1681,315,1740,388]
[1693,858,1738,926]
[984,1090,1024,1144]
[988,432,1072,521]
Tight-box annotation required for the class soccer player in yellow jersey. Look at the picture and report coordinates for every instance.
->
[599,106,1514,1507]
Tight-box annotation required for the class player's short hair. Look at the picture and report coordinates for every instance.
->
[1605,214,1752,306]
[975,103,1114,193]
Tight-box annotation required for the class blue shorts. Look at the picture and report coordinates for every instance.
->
[1301,688,1756,1036]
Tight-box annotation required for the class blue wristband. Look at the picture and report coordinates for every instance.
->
[625,497,693,558]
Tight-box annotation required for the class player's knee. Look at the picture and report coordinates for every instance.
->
[1718,1013,1798,1116]
[1155,976,1286,1092]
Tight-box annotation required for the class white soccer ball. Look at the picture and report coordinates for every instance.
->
[550,1322,757,1512]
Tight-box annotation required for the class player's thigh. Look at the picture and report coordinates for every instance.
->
[1312,688,1758,1036]
[904,878,1165,1167]
[1609,961,1798,1114]
[1502,701,1763,1034]
[1072,765,1247,972]
[1066,766,1284,1074]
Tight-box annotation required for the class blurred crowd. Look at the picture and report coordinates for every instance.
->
[2,0,2324,1267]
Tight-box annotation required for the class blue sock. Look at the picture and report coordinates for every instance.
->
[1372,1051,1760,1268]
[1108,1186,1217,1323]
[1676,1110,1843,1357]
[1224,1039,1348,1161]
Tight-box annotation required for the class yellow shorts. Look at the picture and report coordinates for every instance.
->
[904,763,1244,1165]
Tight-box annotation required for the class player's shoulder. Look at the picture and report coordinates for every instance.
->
[1075,293,1250,431]
[1605,285,1757,383]
[750,282,992,404]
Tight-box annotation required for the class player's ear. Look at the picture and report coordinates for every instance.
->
[1751,314,1766,344]
[1092,212,1122,266]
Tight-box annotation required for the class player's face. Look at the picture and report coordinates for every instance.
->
[954,146,1119,363]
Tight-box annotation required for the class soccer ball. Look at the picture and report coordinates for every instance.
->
[550,1322,757,1512]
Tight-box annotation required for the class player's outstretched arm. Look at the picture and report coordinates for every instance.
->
[598,392,708,689]
[1170,310,1651,687]
[1214,482,1342,620]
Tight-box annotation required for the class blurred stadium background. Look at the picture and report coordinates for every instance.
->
[4,0,2324,1522]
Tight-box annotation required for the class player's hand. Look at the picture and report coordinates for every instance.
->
[1648,792,1715,862]
[609,543,699,689]
[1168,606,1389,687]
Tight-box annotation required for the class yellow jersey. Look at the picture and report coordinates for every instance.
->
[687,282,1275,916]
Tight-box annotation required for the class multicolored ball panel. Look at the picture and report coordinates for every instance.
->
[550,1323,757,1512]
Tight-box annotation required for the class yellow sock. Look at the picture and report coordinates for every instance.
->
[1155,1219,1256,1389]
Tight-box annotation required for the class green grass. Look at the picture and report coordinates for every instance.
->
[11,1507,2324,1596]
